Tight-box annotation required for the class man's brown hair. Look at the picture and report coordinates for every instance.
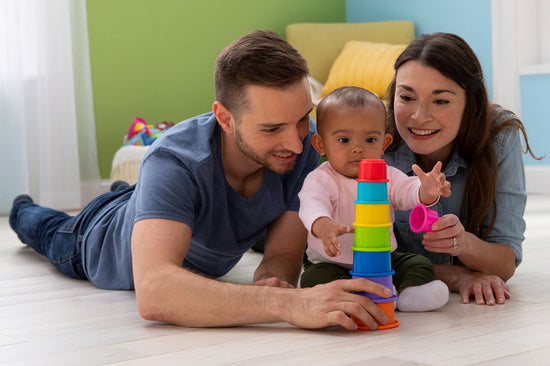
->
[214,30,309,118]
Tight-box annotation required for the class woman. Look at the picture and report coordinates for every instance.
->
[383,32,541,306]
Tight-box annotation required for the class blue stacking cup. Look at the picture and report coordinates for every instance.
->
[356,182,388,203]
[352,249,392,274]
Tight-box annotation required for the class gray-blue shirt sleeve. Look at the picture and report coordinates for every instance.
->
[483,129,526,266]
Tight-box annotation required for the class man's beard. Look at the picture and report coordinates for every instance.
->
[234,125,296,174]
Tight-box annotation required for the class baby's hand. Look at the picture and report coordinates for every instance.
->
[311,217,354,257]
[413,161,452,205]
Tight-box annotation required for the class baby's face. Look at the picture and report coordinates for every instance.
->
[317,104,390,179]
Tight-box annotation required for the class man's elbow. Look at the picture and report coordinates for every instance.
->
[134,278,196,326]
[135,282,166,322]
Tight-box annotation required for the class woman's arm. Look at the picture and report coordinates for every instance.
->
[423,214,515,305]
[423,214,516,280]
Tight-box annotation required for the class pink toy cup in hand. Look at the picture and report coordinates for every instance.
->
[409,204,439,233]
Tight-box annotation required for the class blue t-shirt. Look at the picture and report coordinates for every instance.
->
[383,124,526,267]
[82,112,319,289]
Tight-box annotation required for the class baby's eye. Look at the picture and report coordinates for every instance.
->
[337,137,349,144]
[366,137,377,143]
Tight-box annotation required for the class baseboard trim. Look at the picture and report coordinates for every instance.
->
[77,169,548,210]
[526,166,550,194]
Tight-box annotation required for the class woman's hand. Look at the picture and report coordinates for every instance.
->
[456,270,511,305]
[422,213,465,256]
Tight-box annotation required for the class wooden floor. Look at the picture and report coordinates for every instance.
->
[1,194,550,365]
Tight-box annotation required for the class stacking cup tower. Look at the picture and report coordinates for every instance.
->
[352,159,399,330]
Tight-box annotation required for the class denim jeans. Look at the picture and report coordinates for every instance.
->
[9,185,134,280]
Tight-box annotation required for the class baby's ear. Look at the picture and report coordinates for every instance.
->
[310,134,326,155]
[382,134,393,151]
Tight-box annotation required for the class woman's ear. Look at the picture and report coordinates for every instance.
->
[212,101,234,133]
[382,133,393,151]
[311,134,326,156]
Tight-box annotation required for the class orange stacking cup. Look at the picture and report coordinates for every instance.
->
[354,301,400,330]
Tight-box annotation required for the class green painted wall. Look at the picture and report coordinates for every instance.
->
[86,0,345,178]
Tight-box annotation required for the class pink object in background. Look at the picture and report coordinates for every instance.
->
[409,204,439,233]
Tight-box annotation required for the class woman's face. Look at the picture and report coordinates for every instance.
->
[393,60,466,168]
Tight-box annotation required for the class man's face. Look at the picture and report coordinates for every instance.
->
[233,79,313,174]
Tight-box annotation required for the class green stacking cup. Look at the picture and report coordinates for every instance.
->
[353,224,391,249]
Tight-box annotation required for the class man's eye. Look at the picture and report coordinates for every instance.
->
[264,127,279,133]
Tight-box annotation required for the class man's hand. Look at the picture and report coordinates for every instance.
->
[280,278,393,331]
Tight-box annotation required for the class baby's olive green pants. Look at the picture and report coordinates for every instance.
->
[300,251,435,291]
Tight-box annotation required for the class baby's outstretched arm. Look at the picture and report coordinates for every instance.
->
[311,217,354,257]
[412,161,452,205]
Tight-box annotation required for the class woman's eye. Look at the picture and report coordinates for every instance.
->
[399,94,413,102]
[435,99,450,105]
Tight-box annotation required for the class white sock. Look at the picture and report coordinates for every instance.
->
[397,280,449,312]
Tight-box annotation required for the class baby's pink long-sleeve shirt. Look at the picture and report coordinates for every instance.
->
[298,161,424,267]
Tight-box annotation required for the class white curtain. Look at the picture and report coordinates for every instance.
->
[0,0,100,215]
[492,0,550,113]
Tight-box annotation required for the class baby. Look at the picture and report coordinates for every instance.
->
[299,86,451,312]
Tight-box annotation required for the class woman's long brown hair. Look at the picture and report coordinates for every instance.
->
[385,33,541,238]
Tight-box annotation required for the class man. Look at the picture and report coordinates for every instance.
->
[10,30,392,330]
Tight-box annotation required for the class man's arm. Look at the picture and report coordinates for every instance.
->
[131,218,393,329]
[253,210,307,287]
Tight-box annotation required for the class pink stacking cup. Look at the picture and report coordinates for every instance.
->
[357,159,388,182]
[409,204,439,233]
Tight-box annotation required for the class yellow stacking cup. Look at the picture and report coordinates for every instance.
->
[355,202,390,226]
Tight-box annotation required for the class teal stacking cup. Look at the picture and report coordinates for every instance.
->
[356,181,388,202]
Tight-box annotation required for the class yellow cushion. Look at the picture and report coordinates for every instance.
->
[286,21,415,84]
[321,40,407,98]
